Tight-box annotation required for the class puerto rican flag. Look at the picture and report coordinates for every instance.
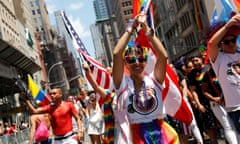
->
[133,0,193,125]
[61,11,111,89]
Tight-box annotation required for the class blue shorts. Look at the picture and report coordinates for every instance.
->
[40,138,52,144]
[228,110,240,134]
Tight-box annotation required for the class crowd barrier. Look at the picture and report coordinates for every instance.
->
[0,128,30,144]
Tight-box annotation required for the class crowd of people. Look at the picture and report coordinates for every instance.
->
[0,120,28,143]
[12,12,240,144]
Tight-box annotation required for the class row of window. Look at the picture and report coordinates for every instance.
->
[32,9,41,15]
[176,0,186,10]
[122,1,132,7]
[29,0,40,7]
[180,12,191,31]
[124,9,133,15]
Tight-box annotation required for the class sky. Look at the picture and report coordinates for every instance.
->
[44,0,96,57]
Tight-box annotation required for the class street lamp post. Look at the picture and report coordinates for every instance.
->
[47,61,63,86]
[47,61,70,93]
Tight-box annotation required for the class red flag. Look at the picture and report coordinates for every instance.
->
[132,0,193,124]
[134,32,193,125]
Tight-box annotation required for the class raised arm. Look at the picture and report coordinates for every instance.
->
[208,14,240,62]
[83,62,106,98]
[22,92,42,114]
[112,32,133,89]
[140,15,168,84]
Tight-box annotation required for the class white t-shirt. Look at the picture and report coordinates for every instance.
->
[114,73,166,124]
[211,52,240,109]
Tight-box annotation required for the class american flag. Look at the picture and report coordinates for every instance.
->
[133,0,193,125]
[61,11,111,89]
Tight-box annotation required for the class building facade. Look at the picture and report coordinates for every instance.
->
[0,0,41,123]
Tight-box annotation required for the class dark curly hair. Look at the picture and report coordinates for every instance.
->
[202,21,226,44]
[202,12,238,44]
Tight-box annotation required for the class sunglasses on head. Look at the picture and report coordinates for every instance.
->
[222,38,237,45]
[125,55,147,64]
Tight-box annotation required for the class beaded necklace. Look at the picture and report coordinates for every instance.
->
[134,81,148,109]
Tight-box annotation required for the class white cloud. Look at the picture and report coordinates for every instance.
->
[69,15,90,38]
[69,3,83,10]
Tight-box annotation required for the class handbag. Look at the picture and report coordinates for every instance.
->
[34,121,49,142]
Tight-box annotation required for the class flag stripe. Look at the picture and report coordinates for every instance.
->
[35,90,45,101]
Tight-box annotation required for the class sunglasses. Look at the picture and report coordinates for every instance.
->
[49,92,57,95]
[222,38,237,45]
[125,55,147,64]
[89,93,96,98]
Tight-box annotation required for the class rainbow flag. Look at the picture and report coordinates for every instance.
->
[132,0,154,28]
[28,75,50,106]
[130,120,179,144]
[98,89,115,144]
[101,89,115,144]
[233,0,240,12]
[193,0,203,32]
[196,73,204,81]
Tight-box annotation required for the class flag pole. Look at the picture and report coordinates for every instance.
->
[141,0,152,14]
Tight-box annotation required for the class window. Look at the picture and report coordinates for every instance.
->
[185,32,196,49]
[37,9,41,14]
[122,1,132,7]
[30,1,34,7]
[32,10,35,15]
[180,12,191,31]
[175,0,186,10]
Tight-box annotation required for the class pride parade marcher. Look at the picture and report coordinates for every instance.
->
[112,13,179,143]
[207,13,240,142]
[83,62,115,144]
[22,88,83,144]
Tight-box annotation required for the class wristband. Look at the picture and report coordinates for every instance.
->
[125,19,135,35]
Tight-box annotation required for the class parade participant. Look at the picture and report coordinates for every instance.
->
[173,58,204,144]
[187,55,220,143]
[207,13,240,141]
[83,62,115,144]
[29,113,52,144]
[86,91,104,144]
[112,13,178,143]
[202,67,238,143]
[23,88,83,144]
[67,95,84,144]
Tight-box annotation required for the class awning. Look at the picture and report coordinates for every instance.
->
[0,39,41,73]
